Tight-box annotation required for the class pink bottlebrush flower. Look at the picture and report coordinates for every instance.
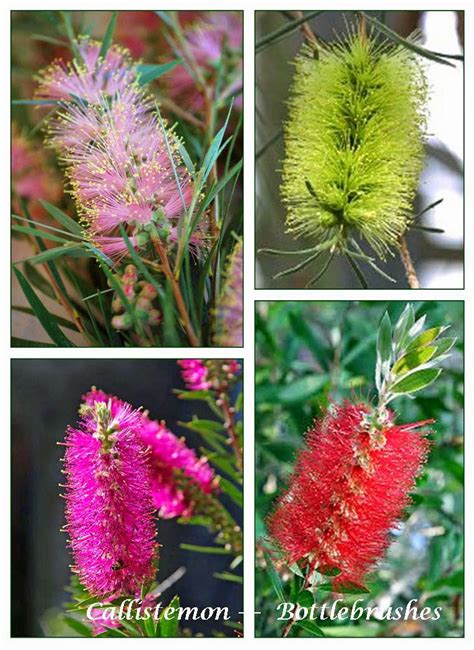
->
[267,401,431,587]
[62,393,158,598]
[165,12,242,114]
[83,388,216,519]
[139,417,216,518]
[88,607,122,636]
[214,242,243,347]
[178,359,212,391]
[36,39,205,260]
[36,37,136,104]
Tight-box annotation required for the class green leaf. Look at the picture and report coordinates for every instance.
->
[39,200,83,236]
[362,13,462,68]
[60,11,82,61]
[13,267,74,347]
[391,368,442,395]
[23,261,56,299]
[17,243,86,265]
[12,305,78,331]
[295,619,325,637]
[219,477,243,507]
[407,326,447,351]
[137,60,182,85]
[263,552,285,603]
[157,595,180,637]
[431,337,456,360]
[376,311,392,391]
[179,543,231,554]
[289,563,304,578]
[62,615,92,637]
[12,224,71,245]
[393,304,415,352]
[392,346,438,376]
[213,572,243,584]
[377,311,392,364]
[11,337,55,347]
[256,11,325,53]
[98,11,117,60]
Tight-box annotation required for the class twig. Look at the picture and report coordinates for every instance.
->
[150,232,199,346]
[219,392,242,470]
[156,96,205,130]
[398,235,420,289]
[291,11,319,48]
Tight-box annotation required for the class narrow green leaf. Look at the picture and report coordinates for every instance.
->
[180,543,231,554]
[13,267,74,347]
[157,595,180,638]
[17,243,86,265]
[392,346,438,376]
[391,368,442,394]
[11,337,55,347]
[12,224,71,245]
[362,13,462,67]
[62,615,92,637]
[12,305,78,331]
[393,304,415,351]
[219,477,243,507]
[256,11,325,53]
[263,552,285,603]
[137,60,182,85]
[98,11,117,60]
[39,200,83,236]
[407,326,447,351]
[377,312,392,364]
[213,572,243,584]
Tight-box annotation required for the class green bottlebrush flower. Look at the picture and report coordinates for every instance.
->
[280,27,429,275]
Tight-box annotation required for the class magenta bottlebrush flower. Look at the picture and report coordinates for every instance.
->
[214,241,243,346]
[62,394,158,598]
[36,38,204,260]
[139,417,216,518]
[83,388,216,519]
[177,359,212,391]
[166,12,243,114]
[268,401,431,587]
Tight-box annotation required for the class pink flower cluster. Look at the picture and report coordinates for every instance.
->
[166,12,243,114]
[36,38,202,260]
[63,395,157,598]
[177,359,211,391]
[83,388,216,519]
[214,241,242,347]
[178,359,241,391]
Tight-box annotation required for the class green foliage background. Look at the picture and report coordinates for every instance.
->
[255,301,463,637]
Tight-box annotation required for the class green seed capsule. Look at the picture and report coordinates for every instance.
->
[281,29,429,260]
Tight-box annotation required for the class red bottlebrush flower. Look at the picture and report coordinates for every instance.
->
[62,396,158,598]
[267,401,432,587]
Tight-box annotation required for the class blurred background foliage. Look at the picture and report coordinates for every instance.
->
[255,301,463,637]
[256,11,464,289]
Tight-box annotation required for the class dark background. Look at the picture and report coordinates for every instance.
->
[11,359,242,637]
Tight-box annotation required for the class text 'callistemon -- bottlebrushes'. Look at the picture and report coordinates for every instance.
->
[280,28,428,270]
[36,37,204,260]
[268,304,455,588]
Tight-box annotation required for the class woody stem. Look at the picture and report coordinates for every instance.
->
[151,234,199,346]
[398,235,420,289]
